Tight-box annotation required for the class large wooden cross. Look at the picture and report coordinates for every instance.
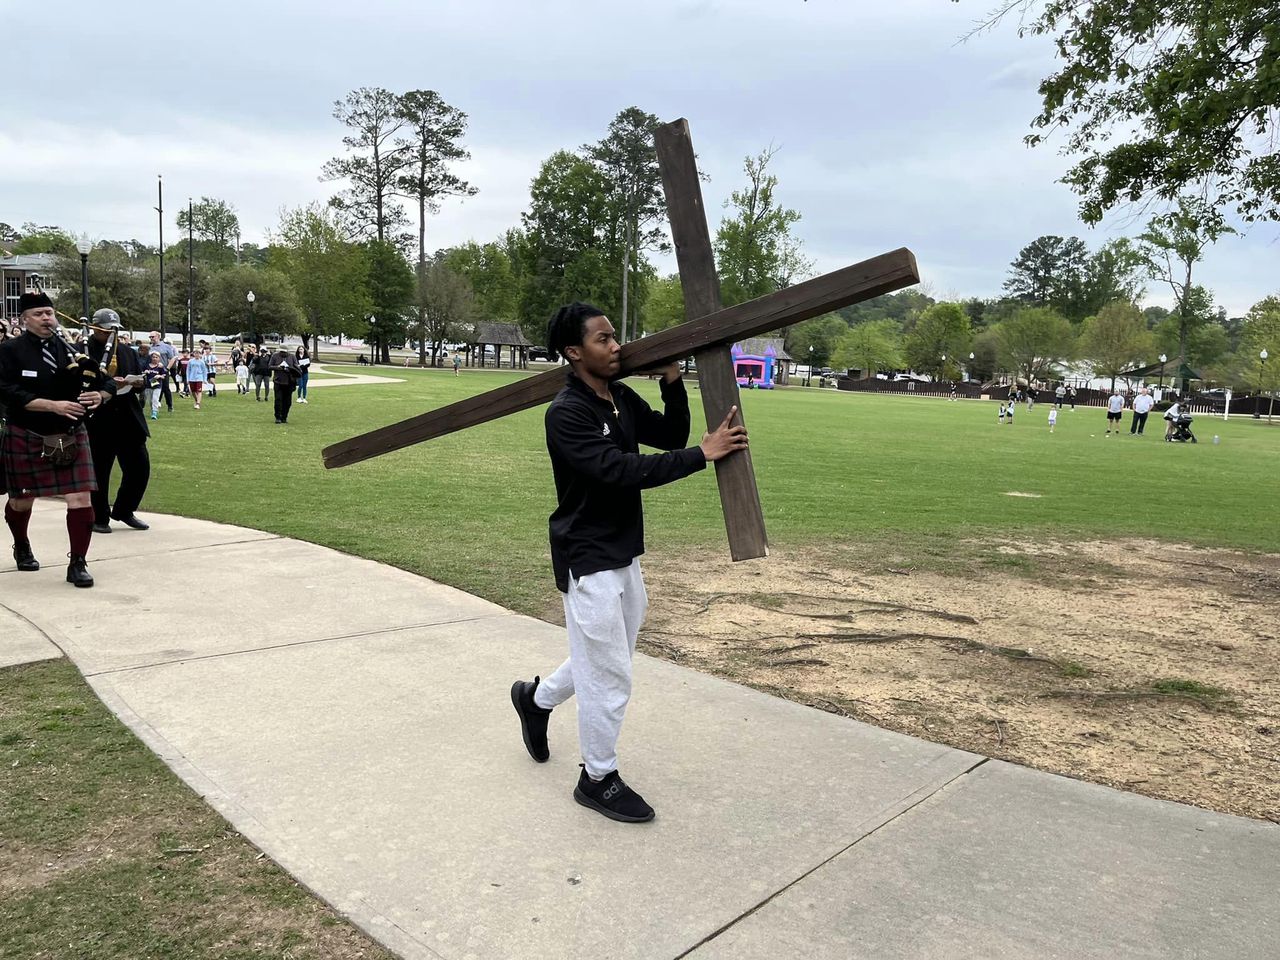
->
[322,119,919,561]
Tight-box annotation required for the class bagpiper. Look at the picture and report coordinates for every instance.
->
[0,292,117,586]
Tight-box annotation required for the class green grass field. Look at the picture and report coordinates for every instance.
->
[141,368,1278,616]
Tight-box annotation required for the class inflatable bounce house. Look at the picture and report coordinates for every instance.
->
[732,340,779,389]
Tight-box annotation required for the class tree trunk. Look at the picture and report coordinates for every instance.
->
[418,193,427,367]
[374,142,384,244]
[1177,262,1192,392]
[620,220,631,343]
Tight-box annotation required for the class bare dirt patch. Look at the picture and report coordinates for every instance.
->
[638,538,1280,822]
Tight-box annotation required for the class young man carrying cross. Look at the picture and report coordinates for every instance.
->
[511,302,748,823]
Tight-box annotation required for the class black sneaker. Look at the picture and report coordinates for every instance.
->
[510,677,551,762]
[573,767,655,823]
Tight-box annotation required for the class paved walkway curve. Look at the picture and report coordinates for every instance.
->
[2,502,1277,959]
[303,363,406,387]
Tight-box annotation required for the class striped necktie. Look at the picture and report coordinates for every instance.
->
[41,338,59,372]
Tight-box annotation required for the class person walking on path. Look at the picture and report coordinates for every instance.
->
[1068,385,1077,411]
[143,352,166,419]
[1131,388,1154,435]
[1026,385,1037,411]
[269,350,300,423]
[202,343,220,397]
[452,353,461,377]
[0,291,113,586]
[509,302,748,824]
[294,345,311,404]
[81,310,151,534]
[1105,389,1125,435]
[176,349,191,398]
[1055,384,1065,408]
[147,331,177,412]
[184,349,208,410]
[235,357,250,395]
[252,348,272,402]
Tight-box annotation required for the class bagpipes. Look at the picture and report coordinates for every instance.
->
[54,310,117,400]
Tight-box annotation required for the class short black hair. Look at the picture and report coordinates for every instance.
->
[547,302,604,362]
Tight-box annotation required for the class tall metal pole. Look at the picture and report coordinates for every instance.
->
[1256,355,1266,419]
[186,198,194,351]
[156,175,166,337]
[79,253,90,320]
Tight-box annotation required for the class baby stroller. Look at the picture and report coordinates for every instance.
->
[1167,413,1197,443]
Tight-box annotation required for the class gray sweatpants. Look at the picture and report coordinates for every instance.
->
[534,559,648,779]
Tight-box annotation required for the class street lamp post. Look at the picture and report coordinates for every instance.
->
[246,290,256,345]
[807,345,814,387]
[1260,349,1270,421]
[75,236,93,320]
[968,352,975,382]
[1158,353,1167,392]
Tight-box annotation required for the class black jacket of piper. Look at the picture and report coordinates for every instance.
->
[545,371,707,593]
[0,332,117,436]
[82,338,149,443]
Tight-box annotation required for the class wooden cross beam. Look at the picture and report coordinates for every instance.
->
[322,119,920,560]
[655,118,764,559]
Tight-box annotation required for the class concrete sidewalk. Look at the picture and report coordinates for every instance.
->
[2,502,1276,959]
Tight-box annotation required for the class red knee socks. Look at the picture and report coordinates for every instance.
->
[5,502,31,546]
[66,506,94,557]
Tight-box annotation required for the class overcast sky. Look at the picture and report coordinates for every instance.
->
[5,0,1276,316]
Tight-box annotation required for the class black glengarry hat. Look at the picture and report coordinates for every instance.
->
[18,291,53,312]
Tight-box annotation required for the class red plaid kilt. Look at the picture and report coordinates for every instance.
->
[1,423,97,497]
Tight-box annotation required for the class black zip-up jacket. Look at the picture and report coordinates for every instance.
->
[82,338,149,443]
[545,372,706,592]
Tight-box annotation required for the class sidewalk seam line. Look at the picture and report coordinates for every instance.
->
[86,534,282,563]
[0,597,70,659]
[84,613,516,677]
[672,756,990,959]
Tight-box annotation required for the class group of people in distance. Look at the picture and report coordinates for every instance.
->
[995,381,1180,438]
[145,338,311,424]
[0,292,322,590]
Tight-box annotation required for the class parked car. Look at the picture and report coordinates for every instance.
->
[528,345,554,361]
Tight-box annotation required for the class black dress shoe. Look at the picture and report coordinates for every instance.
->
[111,513,150,530]
[66,555,94,588]
[91,522,113,534]
[13,542,39,572]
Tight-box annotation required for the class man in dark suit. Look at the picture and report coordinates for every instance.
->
[82,310,151,533]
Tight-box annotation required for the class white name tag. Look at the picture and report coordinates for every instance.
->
[21,369,38,378]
